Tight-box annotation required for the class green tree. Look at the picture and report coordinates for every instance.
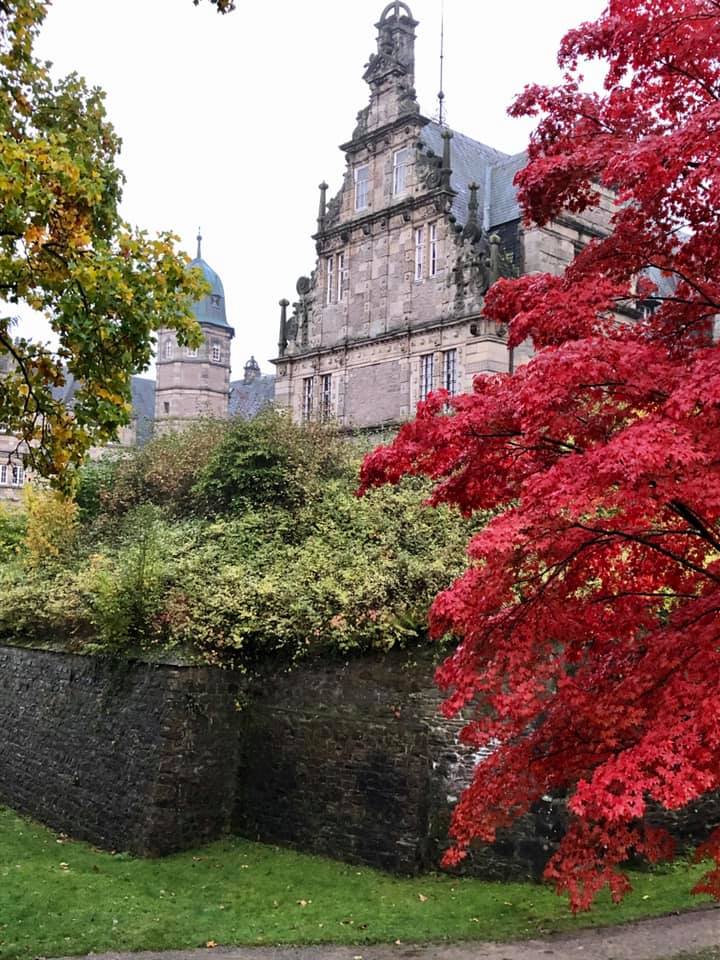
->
[0,1,207,490]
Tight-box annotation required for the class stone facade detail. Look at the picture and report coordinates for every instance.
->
[273,4,615,429]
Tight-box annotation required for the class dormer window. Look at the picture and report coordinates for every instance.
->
[393,148,412,196]
[354,165,370,211]
[210,294,221,308]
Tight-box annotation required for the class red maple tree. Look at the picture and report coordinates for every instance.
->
[360,0,720,910]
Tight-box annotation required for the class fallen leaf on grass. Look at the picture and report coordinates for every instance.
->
[418,893,428,902]
[205,940,218,948]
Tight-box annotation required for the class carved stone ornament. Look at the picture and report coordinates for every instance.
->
[296,276,312,297]
[397,81,420,115]
[416,149,442,190]
[324,191,342,230]
[353,107,369,139]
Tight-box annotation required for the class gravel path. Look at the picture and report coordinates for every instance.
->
[54,906,720,960]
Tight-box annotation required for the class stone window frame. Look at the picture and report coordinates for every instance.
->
[393,147,412,196]
[354,164,370,211]
[414,225,425,281]
[163,338,173,360]
[337,251,349,301]
[302,376,314,421]
[326,256,335,305]
[429,222,439,277]
[419,352,434,401]
[442,348,458,395]
[211,342,222,363]
[320,373,332,421]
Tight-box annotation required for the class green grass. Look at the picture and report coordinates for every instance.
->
[0,806,713,960]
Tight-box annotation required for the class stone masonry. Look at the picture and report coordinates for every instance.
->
[273,2,616,429]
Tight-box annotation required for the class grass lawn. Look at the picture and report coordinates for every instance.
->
[0,806,714,960]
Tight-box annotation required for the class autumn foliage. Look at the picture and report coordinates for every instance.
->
[360,0,720,910]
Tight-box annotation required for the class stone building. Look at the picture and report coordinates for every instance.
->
[0,237,273,502]
[273,1,614,428]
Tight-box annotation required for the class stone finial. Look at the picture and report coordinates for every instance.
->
[441,129,453,190]
[489,233,503,284]
[278,298,289,357]
[317,182,329,234]
[196,228,202,260]
[462,182,483,243]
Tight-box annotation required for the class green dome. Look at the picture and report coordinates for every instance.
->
[187,256,232,331]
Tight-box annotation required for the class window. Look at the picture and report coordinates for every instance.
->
[429,222,438,277]
[11,464,23,486]
[326,256,334,305]
[419,353,434,401]
[302,376,314,420]
[320,373,332,421]
[443,348,458,395]
[0,464,6,485]
[354,165,370,211]
[186,346,198,358]
[211,342,221,363]
[393,148,412,195]
[414,226,425,281]
[163,338,173,360]
[163,401,170,414]
[338,252,348,300]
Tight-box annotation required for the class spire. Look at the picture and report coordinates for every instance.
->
[196,228,202,260]
[437,0,446,126]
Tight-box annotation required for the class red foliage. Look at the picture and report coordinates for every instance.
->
[359,0,720,911]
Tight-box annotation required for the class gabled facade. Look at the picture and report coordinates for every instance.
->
[273,1,614,428]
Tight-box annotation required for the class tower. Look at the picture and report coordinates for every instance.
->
[155,232,235,428]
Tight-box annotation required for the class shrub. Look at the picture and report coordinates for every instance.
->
[22,485,78,567]
[192,409,354,515]
[0,501,26,563]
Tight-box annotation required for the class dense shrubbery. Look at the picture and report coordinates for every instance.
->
[0,412,477,667]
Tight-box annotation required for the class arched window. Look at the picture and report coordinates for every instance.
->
[163,338,173,360]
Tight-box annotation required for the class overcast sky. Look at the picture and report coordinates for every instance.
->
[19,0,605,379]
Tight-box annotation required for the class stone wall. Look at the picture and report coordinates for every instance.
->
[232,652,561,879]
[1,643,716,879]
[0,645,241,855]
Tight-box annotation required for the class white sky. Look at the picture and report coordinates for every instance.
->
[19,0,605,379]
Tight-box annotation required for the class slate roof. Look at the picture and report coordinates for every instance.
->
[420,121,525,229]
[130,377,156,443]
[187,256,233,331]
[229,375,275,420]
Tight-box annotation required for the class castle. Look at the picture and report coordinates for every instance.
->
[272,1,613,427]
[1,1,616,501]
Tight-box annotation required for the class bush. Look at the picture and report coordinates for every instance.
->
[192,408,355,516]
[0,413,481,667]
[75,419,227,522]
[22,486,78,567]
[0,501,26,563]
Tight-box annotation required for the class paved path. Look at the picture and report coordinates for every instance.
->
[56,907,720,960]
